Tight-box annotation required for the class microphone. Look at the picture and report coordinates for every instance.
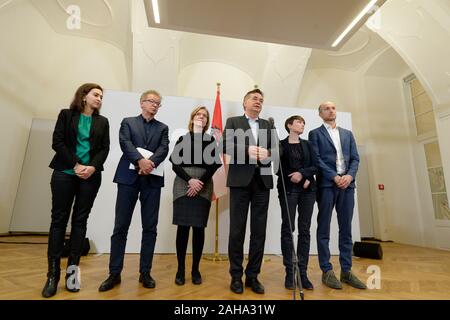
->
[268,117,275,129]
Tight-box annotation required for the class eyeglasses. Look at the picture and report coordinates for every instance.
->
[142,99,162,107]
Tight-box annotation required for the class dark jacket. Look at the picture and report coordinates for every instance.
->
[113,115,169,187]
[222,115,274,189]
[49,109,110,171]
[276,137,318,193]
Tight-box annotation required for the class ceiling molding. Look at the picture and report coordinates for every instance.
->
[326,29,371,57]
[0,0,13,11]
[140,42,177,68]
[178,60,255,82]
[306,26,391,72]
[29,0,131,54]
[383,1,426,41]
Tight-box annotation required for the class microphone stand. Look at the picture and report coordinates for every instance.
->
[269,119,304,301]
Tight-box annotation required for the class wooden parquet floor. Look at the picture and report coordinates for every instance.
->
[1,236,450,300]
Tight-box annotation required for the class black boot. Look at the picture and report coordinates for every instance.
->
[191,269,202,285]
[284,272,294,290]
[175,269,185,286]
[65,255,81,292]
[42,258,61,298]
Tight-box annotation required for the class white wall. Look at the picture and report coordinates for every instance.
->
[296,48,434,247]
[362,76,425,245]
[0,102,32,233]
[0,1,129,233]
[366,0,450,248]
[178,62,255,102]
[367,0,450,106]
[9,119,54,232]
[0,1,129,120]
[297,68,358,110]
[297,68,367,141]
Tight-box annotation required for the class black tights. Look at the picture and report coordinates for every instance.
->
[176,226,205,273]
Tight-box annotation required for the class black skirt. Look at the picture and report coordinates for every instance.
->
[173,196,212,228]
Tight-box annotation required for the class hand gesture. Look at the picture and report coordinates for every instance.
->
[138,158,155,175]
[288,171,303,183]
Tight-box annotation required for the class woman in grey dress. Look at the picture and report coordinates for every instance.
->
[169,106,221,285]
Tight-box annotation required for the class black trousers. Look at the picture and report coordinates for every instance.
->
[228,174,270,279]
[47,170,101,260]
[278,189,316,276]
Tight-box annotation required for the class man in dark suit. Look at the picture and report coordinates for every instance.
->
[308,101,366,290]
[99,90,169,291]
[222,88,274,294]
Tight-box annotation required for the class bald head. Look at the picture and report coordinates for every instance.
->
[318,101,336,113]
[318,101,337,123]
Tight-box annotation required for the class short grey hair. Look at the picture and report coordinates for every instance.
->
[140,90,161,102]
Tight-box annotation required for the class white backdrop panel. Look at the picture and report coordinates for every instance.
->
[88,90,360,254]
[11,89,360,255]
[10,119,54,232]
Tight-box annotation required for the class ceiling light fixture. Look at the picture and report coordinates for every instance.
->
[152,0,160,24]
[332,0,378,48]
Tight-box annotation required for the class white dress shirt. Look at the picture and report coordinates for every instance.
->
[245,114,259,144]
[324,123,346,174]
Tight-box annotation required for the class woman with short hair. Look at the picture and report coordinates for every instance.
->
[277,115,318,290]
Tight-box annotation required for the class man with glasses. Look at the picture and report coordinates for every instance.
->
[99,90,169,291]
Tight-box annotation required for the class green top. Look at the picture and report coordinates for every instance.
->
[63,114,92,175]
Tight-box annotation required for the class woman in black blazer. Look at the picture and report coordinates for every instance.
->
[42,83,110,298]
[277,115,318,291]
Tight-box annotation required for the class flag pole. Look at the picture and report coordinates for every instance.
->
[204,194,228,261]
[204,82,228,262]
[214,198,219,257]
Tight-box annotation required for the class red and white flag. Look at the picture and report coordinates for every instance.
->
[210,84,227,200]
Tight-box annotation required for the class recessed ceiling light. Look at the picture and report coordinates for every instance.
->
[152,0,160,24]
[332,0,378,48]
